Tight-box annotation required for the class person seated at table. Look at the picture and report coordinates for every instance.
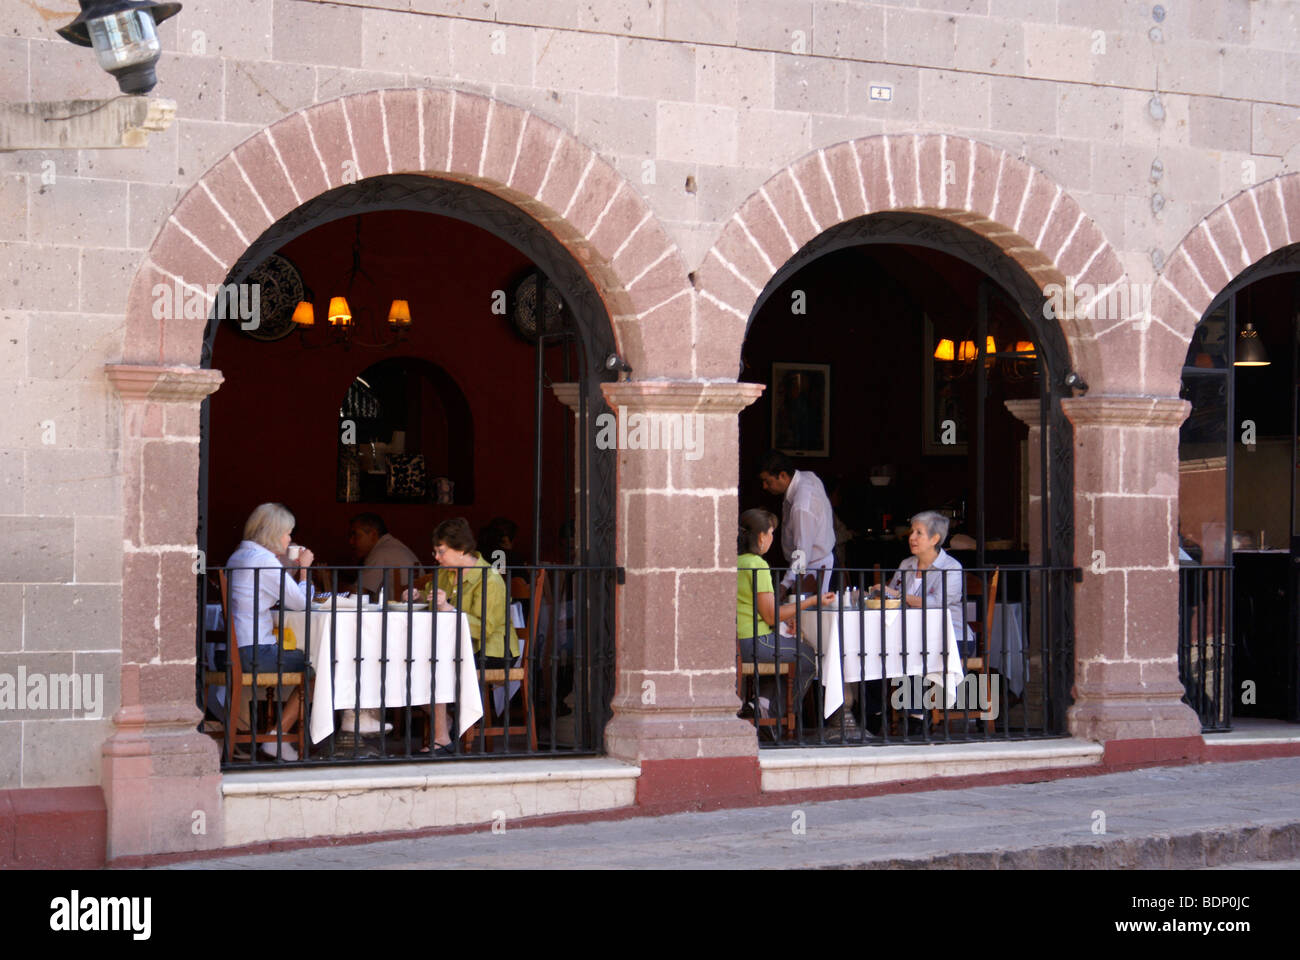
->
[883,511,975,654]
[406,518,520,754]
[225,502,315,761]
[349,512,422,601]
[737,508,835,720]
[478,516,525,569]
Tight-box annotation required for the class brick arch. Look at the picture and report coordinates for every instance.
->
[1150,174,1300,395]
[123,87,693,377]
[693,134,1125,387]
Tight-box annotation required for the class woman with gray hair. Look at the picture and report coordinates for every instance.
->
[885,511,975,655]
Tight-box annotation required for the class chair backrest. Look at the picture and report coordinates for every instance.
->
[980,567,1000,670]
[218,569,244,691]
[507,570,546,661]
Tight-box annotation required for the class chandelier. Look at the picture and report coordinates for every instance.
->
[934,336,1037,381]
[291,217,411,349]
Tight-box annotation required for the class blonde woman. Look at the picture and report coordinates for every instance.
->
[225,502,315,760]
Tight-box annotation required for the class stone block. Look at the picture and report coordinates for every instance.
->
[1025,136,1091,194]
[624,491,718,570]
[412,0,498,15]
[0,174,26,244]
[0,722,17,789]
[1187,96,1251,153]
[78,249,143,317]
[316,68,407,105]
[619,571,679,669]
[991,76,1056,136]
[921,71,989,129]
[579,0,665,34]
[657,102,738,166]
[74,517,122,585]
[174,0,274,60]
[697,46,774,110]
[885,8,957,70]
[0,313,26,381]
[224,60,317,127]
[0,517,73,584]
[577,94,656,157]
[812,113,883,149]
[664,0,739,44]
[158,551,197,663]
[128,183,183,251]
[1221,44,1282,102]
[676,573,738,670]
[362,7,452,76]
[27,38,108,102]
[21,717,115,788]
[812,1,884,61]
[24,449,121,519]
[1022,24,1098,85]
[0,652,76,720]
[736,111,812,174]
[23,585,120,654]
[774,56,846,114]
[0,37,28,104]
[449,20,535,86]
[737,0,813,54]
[535,30,619,94]
[29,177,127,249]
[1252,103,1300,159]
[0,584,20,652]
[1057,84,1123,143]
[141,442,200,547]
[845,62,921,124]
[955,12,1024,73]
[154,52,225,123]
[272,0,363,68]
[178,120,261,184]
[618,38,694,102]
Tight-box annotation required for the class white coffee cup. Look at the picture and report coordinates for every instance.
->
[287,544,302,561]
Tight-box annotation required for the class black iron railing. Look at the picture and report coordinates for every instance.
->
[196,563,616,767]
[1178,564,1232,731]
[736,564,1077,746]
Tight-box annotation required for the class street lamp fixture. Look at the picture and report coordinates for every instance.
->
[57,1,183,95]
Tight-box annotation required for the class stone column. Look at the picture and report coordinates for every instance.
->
[1062,396,1202,745]
[600,381,766,806]
[102,364,225,859]
[550,383,586,535]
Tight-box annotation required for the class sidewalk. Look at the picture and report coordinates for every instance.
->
[159,758,1300,870]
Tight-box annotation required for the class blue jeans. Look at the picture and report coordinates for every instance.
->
[737,633,817,705]
[216,645,308,675]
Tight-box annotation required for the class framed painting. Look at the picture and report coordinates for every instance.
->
[771,362,830,457]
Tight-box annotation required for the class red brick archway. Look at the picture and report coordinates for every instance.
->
[105,88,695,860]
[694,134,1129,390]
[1151,174,1300,395]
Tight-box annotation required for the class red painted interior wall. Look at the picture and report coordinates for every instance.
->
[739,245,1035,564]
[206,209,576,568]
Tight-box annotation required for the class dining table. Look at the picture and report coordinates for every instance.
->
[971,601,1027,697]
[796,601,965,719]
[276,600,484,745]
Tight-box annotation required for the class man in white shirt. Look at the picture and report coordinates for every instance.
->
[349,513,422,601]
[758,450,836,597]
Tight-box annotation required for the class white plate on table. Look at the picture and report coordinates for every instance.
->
[384,601,429,612]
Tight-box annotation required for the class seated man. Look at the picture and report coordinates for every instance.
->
[349,513,421,601]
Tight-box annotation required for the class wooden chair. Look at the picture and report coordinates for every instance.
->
[736,649,798,739]
[930,567,1000,729]
[464,570,544,751]
[202,570,308,760]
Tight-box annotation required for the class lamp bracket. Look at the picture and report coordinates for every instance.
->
[0,96,174,152]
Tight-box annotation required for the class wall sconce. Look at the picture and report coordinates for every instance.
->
[57,1,183,95]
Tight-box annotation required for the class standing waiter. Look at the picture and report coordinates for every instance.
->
[757,450,836,598]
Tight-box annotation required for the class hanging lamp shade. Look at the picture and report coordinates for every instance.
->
[1014,340,1036,356]
[328,296,352,326]
[985,335,998,355]
[958,339,978,362]
[291,301,315,326]
[387,299,411,326]
[933,338,955,361]
[1234,322,1269,366]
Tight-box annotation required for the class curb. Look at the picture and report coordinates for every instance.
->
[819,821,1300,870]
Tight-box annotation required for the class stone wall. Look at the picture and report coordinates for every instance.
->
[0,0,1297,795]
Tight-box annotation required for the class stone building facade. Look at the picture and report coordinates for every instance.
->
[2,0,1299,864]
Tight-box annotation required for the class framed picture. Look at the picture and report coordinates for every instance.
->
[923,314,969,456]
[771,362,830,457]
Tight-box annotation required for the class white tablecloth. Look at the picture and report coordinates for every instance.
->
[976,602,1026,697]
[280,607,484,744]
[798,606,964,718]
